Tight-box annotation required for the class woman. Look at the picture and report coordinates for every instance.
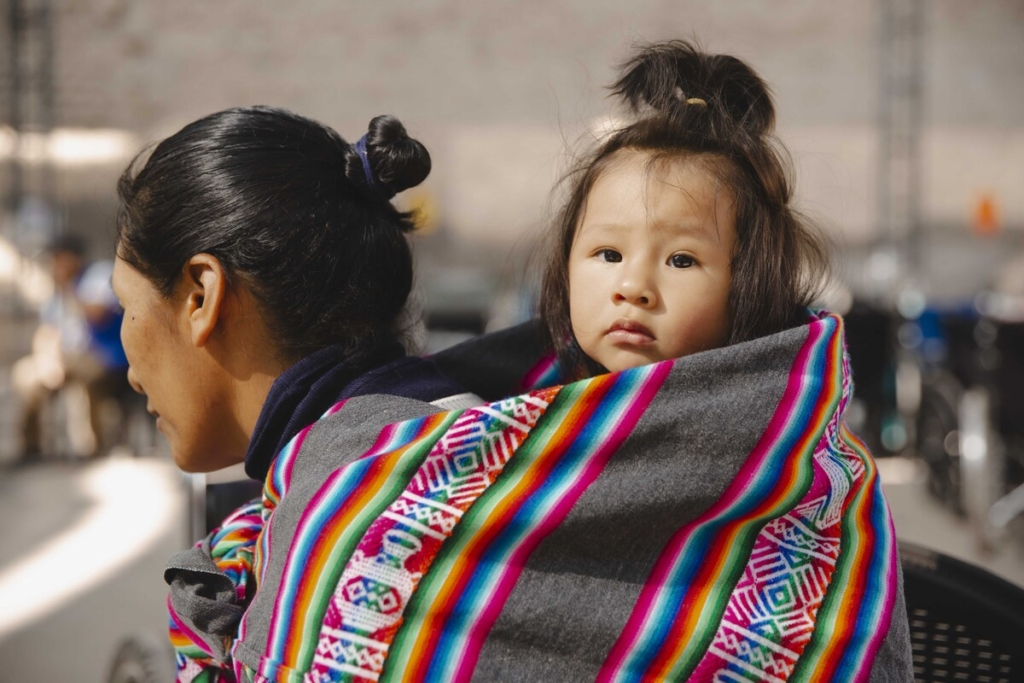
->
[111,106,474,679]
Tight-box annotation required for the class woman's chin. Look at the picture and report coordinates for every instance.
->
[171,450,202,473]
[171,442,247,474]
[169,439,207,473]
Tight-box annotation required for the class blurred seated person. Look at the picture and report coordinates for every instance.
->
[12,234,130,461]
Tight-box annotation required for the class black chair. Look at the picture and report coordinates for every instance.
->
[901,541,1024,682]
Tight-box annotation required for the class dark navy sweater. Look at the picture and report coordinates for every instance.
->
[244,341,465,481]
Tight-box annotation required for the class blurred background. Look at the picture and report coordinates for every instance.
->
[0,1,1022,680]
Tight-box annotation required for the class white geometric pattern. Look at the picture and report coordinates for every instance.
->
[411,395,550,507]
[310,627,389,681]
[707,423,866,682]
[306,390,555,683]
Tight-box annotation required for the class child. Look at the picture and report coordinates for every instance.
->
[541,40,829,378]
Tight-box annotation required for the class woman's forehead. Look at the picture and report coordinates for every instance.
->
[111,256,155,299]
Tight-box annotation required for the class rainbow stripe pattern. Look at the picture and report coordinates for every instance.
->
[597,313,897,683]
[170,499,264,683]
[380,361,672,682]
[519,352,562,392]
[306,387,560,682]
[221,312,897,683]
[241,409,462,682]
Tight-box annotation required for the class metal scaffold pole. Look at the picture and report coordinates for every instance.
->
[3,0,58,233]
[878,0,924,292]
[877,0,925,456]
[1,0,58,459]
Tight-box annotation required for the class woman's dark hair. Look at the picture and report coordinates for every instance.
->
[116,106,431,360]
[540,40,830,378]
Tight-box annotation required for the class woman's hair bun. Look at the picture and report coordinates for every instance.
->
[345,114,431,199]
[611,39,776,139]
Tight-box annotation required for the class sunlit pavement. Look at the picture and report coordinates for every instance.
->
[878,456,1024,588]
[0,452,1021,682]
[0,454,185,682]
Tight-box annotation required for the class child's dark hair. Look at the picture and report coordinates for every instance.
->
[541,40,829,378]
[116,106,430,361]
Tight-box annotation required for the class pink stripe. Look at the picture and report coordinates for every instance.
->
[258,417,355,650]
[270,398,348,504]
[264,463,346,647]
[169,594,215,658]
[252,421,316,596]
[323,400,347,418]
[521,355,558,391]
[852,485,900,681]
[278,420,315,496]
[600,321,826,677]
[703,320,823,515]
[453,363,672,681]
[356,421,401,461]
[263,416,429,652]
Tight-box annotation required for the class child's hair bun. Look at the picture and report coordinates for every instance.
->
[611,40,776,140]
[345,115,431,208]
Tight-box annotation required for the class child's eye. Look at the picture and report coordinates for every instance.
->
[597,249,622,263]
[668,254,696,269]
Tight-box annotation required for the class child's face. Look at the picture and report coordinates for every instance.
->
[568,151,735,372]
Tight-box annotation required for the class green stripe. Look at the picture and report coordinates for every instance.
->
[659,428,822,682]
[789,451,872,682]
[383,382,586,681]
[788,404,874,679]
[647,332,842,680]
[294,412,459,670]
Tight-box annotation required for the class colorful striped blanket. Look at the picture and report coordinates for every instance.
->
[167,312,912,682]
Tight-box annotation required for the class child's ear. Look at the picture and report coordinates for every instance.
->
[181,253,227,348]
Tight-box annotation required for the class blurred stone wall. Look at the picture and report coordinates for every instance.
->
[2,0,1022,286]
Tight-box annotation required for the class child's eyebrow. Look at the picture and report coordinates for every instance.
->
[662,220,716,237]
[578,222,629,234]
[579,220,719,241]
[636,218,722,244]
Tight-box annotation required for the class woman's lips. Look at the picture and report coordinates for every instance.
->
[606,319,655,345]
[147,405,164,431]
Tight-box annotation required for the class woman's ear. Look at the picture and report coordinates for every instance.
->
[181,253,227,348]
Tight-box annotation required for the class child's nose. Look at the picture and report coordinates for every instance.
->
[613,274,657,308]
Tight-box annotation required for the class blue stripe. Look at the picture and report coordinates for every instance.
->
[626,322,837,676]
[424,370,651,680]
[833,469,893,681]
[268,456,377,659]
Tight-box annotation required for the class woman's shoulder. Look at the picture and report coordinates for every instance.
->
[296,392,450,465]
[343,353,472,405]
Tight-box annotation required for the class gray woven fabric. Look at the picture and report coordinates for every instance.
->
[471,324,798,680]
[166,539,245,662]
[233,394,446,668]
[222,321,912,681]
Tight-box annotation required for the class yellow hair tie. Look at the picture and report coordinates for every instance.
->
[685,98,707,107]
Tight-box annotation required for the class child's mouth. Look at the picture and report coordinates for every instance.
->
[606,319,655,345]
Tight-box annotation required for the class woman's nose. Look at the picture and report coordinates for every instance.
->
[126,366,144,395]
